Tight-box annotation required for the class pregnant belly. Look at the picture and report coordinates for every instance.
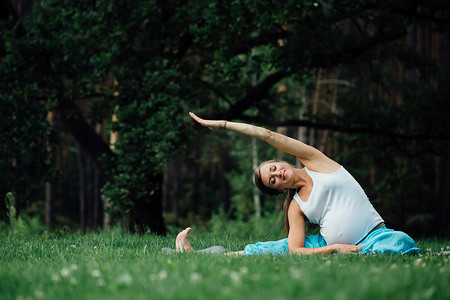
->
[320,210,371,245]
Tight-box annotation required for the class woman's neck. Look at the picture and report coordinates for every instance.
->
[292,168,310,190]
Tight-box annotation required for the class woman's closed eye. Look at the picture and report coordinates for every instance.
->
[269,165,276,185]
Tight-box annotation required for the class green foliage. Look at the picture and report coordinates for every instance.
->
[5,193,16,225]
[224,131,282,219]
[209,210,285,241]
[0,60,55,208]
[101,62,189,228]
[3,192,44,237]
[1,0,448,236]
[1,0,198,230]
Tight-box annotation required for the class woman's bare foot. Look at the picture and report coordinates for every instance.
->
[176,227,194,252]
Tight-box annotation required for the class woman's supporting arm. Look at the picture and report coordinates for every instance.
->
[292,244,362,255]
[189,112,339,172]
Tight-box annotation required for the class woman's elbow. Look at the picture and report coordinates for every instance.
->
[260,128,273,142]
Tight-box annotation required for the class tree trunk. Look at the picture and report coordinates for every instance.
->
[76,143,86,234]
[0,180,9,222]
[252,138,261,217]
[309,70,322,148]
[45,111,54,227]
[296,89,307,168]
[192,161,200,215]
[163,157,180,217]
[104,115,119,228]
[92,162,100,231]
[56,131,71,227]
[437,154,450,237]
[128,173,166,235]
[45,182,53,227]
[220,147,231,214]
[56,97,113,175]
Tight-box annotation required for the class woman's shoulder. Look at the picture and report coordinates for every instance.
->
[297,149,340,173]
[306,165,358,187]
[289,199,305,216]
[304,163,342,175]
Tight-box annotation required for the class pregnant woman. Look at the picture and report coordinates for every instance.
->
[168,113,419,255]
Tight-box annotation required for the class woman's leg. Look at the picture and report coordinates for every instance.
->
[242,234,327,255]
[243,238,289,255]
[174,228,287,255]
[358,226,420,255]
[173,227,228,254]
[171,228,326,256]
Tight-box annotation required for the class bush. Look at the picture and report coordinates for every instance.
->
[209,211,285,241]
[3,192,44,237]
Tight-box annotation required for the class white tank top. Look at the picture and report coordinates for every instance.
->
[293,166,384,245]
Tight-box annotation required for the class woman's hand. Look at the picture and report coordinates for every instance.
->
[332,244,363,254]
[189,112,227,130]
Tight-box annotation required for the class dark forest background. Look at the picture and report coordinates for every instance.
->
[1,0,449,238]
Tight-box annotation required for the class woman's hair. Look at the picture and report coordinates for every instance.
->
[254,160,297,236]
[283,189,297,236]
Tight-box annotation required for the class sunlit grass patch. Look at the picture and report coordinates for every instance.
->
[0,228,449,300]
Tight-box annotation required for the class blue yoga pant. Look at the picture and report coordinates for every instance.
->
[242,234,326,255]
[242,226,419,255]
[357,225,419,255]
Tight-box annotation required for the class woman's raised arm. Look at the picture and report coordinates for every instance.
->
[189,112,339,172]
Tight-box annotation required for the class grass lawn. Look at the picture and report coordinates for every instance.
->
[0,228,449,300]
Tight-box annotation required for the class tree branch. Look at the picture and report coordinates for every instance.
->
[315,26,408,68]
[212,71,286,120]
[212,16,409,120]
[238,116,450,141]
[231,28,290,55]
[56,93,114,176]
[194,76,233,106]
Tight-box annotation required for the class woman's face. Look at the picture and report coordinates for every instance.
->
[259,161,295,192]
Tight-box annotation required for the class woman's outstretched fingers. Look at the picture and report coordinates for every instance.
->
[189,112,209,127]
[189,112,202,124]
[188,112,224,130]
[188,112,198,120]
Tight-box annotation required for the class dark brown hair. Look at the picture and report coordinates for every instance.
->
[254,160,297,236]
[283,189,297,236]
